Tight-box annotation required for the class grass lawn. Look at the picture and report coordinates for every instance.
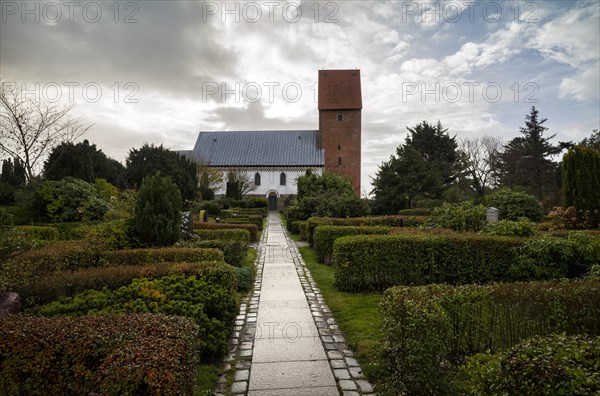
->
[298,246,386,386]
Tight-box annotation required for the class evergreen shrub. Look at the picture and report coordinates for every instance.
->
[380,280,600,395]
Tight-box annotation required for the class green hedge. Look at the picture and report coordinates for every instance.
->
[1,244,224,293]
[221,216,263,231]
[455,333,600,395]
[0,314,201,395]
[194,229,251,245]
[32,273,238,360]
[398,208,432,216]
[18,261,236,307]
[76,220,130,249]
[221,208,266,218]
[299,221,309,240]
[313,226,392,264]
[183,239,247,267]
[101,247,224,266]
[380,280,600,395]
[194,221,258,242]
[307,216,427,245]
[333,233,580,292]
[14,225,59,241]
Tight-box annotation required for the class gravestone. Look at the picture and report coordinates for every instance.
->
[486,207,499,223]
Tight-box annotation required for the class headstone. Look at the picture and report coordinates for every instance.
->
[0,292,21,315]
[487,207,499,223]
[181,211,193,238]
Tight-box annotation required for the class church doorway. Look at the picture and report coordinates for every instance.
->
[268,192,278,211]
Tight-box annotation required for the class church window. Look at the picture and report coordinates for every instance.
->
[338,144,341,150]
[338,156,342,166]
[254,172,261,186]
[337,113,344,121]
[280,172,286,186]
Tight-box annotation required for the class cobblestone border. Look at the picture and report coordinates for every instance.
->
[283,229,376,396]
[215,222,267,396]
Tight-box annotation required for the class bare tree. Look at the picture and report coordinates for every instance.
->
[225,169,256,200]
[460,136,503,196]
[0,82,92,181]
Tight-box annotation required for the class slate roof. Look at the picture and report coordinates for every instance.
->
[184,130,324,167]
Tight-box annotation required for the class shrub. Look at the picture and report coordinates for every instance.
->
[426,201,487,232]
[332,232,586,292]
[380,280,600,395]
[37,177,110,222]
[18,261,233,307]
[313,225,391,264]
[77,220,131,249]
[299,221,309,240]
[307,216,427,246]
[0,314,201,395]
[194,228,251,245]
[455,333,600,395]
[101,247,224,266]
[33,273,238,359]
[482,217,536,237]
[14,225,59,241]
[194,221,258,242]
[249,197,268,208]
[562,145,600,215]
[200,200,221,216]
[235,265,255,293]
[178,238,247,267]
[289,220,303,235]
[398,207,431,216]
[132,172,182,246]
[485,188,544,222]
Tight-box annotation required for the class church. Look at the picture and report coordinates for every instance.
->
[182,69,362,210]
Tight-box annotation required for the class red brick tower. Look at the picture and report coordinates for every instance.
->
[318,69,362,196]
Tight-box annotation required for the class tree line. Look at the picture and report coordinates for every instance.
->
[371,107,600,215]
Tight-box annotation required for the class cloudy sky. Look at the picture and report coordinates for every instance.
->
[1,0,599,195]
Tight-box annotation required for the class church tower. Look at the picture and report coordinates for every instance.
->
[318,69,362,196]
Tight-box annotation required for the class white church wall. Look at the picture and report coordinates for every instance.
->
[213,168,322,198]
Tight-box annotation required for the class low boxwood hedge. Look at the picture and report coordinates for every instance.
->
[14,225,59,241]
[332,233,593,292]
[194,228,251,245]
[182,239,247,267]
[221,216,263,230]
[0,314,201,395]
[194,222,258,242]
[32,273,238,360]
[313,225,392,264]
[380,280,600,395]
[455,333,600,395]
[1,244,225,293]
[18,261,236,307]
[307,216,427,246]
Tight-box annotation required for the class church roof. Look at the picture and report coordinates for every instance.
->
[184,130,324,167]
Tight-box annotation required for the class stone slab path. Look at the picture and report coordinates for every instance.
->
[220,212,375,396]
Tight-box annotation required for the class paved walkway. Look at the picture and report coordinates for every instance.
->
[221,212,374,396]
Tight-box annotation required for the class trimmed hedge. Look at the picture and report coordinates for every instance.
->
[101,247,224,266]
[184,239,247,267]
[333,234,523,291]
[380,280,600,395]
[221,216,263,231]
[307,216,427,245]
[299,221,309,240]
[0,314,201,395]
[18,261,236,307]
[32,273,238,359]
[332,233,583,292]
[194,229,251,245]
[314,226,392,264]
[14,225,59,241]
[194,221,258,242]
[1,244,224,293]
[455,333,600,395]
[398,207,431,216]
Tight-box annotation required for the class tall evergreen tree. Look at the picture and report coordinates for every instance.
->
[43,140,127,188]
[499,107,563,199]
[126,143,197,201]
[562,146,600,212]
[0,158,26,186]
[371,121,460,213]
